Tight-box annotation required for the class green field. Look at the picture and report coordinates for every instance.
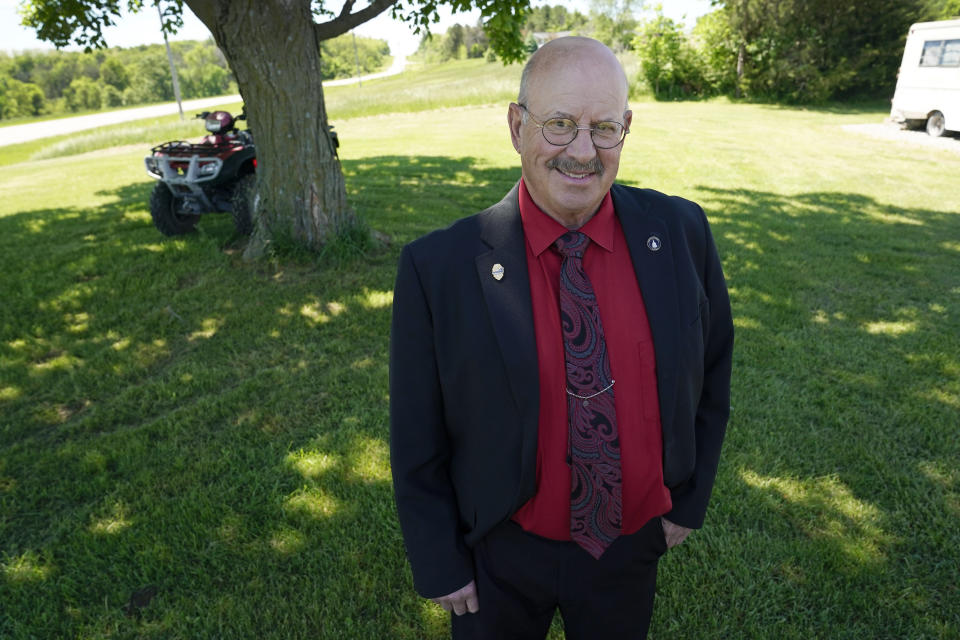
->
[1,59,959,639]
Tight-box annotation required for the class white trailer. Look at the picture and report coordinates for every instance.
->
[890,18,960,137]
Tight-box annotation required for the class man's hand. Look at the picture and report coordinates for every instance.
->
[431,580,479,615]
[661,517,693,549]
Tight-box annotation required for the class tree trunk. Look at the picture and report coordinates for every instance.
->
[186,0,354,259]
[735,41,745,98]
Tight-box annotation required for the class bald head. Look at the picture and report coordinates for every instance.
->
[517,37,629,111]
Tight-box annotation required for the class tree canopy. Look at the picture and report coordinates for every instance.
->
[18,0,532,64]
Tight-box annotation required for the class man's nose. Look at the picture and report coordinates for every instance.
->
[564,128,597,162]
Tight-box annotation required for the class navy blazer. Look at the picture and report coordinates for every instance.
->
[390,182,734,598]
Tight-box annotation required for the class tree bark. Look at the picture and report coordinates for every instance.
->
[185,0,355,259]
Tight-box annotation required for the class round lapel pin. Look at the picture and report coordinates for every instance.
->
[491,263,505,280]
[646,235,662,251]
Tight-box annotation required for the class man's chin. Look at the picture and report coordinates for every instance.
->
[550,176,603,205]
[550,197,605,225]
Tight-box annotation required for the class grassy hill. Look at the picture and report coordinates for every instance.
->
[1,60,959,639]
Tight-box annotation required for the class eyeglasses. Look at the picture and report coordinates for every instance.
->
[517,104,628,149]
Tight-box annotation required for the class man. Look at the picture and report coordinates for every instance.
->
[390,36,733,639]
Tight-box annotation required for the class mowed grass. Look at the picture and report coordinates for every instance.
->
[1,59,959,639]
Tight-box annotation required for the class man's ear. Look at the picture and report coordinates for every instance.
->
[624,110,633,133]
[508,103,523,153]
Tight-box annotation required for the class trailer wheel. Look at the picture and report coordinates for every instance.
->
[150,183,199,236]
[926,111,946,138]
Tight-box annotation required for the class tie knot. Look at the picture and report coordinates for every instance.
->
[554,231,589,258]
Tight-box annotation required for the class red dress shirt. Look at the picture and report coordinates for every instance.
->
[512,178,672,539]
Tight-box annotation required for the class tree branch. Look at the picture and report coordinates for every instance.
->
[338,0,356,19]
[313,0,397,41]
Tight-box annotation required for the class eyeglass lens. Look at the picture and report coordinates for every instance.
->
[541,118,625,148]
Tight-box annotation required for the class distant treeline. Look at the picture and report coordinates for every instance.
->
[321,34,391,80]
[0,33,389,120]
[0,40,233,119]
[417,0,960,103]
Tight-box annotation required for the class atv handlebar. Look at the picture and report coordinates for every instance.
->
[195,109,245,120]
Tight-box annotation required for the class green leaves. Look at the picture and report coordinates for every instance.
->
[716,0,925,102]
[389,0,531,64]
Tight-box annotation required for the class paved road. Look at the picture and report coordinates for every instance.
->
[0,95,242,147]
[325,53,408,87]
[0,56,408,148]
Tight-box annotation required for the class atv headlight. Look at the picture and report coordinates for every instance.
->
[198,162,219,177]
[144,157,160,176]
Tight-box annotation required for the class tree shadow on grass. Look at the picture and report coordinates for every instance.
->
[341,154,520,244]
[0,154,520,639]
[652,186,959,639]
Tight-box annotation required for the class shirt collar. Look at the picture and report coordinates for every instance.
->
[518,177,615,257]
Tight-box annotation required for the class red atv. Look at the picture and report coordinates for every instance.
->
[144,109,256,236]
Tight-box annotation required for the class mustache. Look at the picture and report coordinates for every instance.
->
[546,156,605,176]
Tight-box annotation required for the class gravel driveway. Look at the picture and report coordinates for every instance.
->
[841,122,960,154]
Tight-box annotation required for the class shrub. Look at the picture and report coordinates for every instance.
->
[101,83,123,108]
[0,77,48,118]
[64,76,101,111]
[633,10,707,100]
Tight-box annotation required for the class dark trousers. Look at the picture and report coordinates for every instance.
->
[451,517,668,640]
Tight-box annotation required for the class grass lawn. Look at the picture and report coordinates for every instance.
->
[1,59,959,638]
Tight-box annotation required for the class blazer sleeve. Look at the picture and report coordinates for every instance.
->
[667,204,734,528]
[389,244,475,598]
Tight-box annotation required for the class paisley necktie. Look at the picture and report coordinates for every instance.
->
[554,231,622,559]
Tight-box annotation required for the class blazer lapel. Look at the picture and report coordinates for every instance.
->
[612,185,680,431]
[474,185,540,431]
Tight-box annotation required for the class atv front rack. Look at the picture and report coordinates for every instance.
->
[144,141,230,211]
[149,139,243,156]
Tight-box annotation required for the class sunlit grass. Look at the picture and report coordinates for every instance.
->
[2,551,54,583]
[1,63,959,639]
[324,58,523,119]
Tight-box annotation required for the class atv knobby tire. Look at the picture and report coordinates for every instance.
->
[230,174,255,236]
[149,183,200,236]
